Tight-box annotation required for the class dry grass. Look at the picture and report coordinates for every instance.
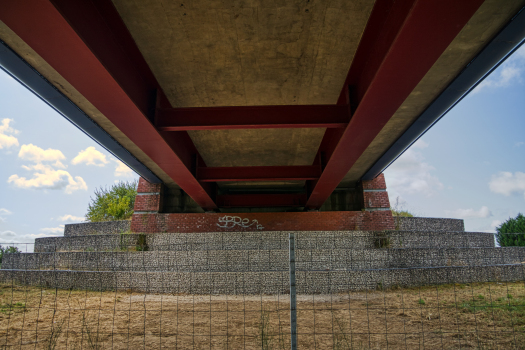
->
[0,282,523,349]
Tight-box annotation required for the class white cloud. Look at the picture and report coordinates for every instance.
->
[0,229,61,250]
[411,139,429,149]
[40,225,64,235]
[0,230,17,238]
[57,214,84,222]
[18,144,65,167]
[446,206,492,219]
[114,159,133,177]
[0,208,12,223]
[515,142,524,147]
[71,146,108,167]
[489,171,525,199]
[8,163,87,194]
[473,45,525,93]
[0,208,12,216]
[9,143,88,194]
[491,220,502,231]
[384,148,444,197]
[0,118,19,149]
[474,219,503,233]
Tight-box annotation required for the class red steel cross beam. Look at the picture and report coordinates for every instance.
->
[197,165,322,182]
[156,105,349,131]
[306,0,483,209]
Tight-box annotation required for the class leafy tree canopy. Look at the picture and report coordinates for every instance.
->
[495,213,525,247]
[86,180,138,222]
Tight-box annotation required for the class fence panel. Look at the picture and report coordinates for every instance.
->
[0,231,524,349]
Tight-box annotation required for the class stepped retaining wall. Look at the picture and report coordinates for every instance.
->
[35,234,142,252]
[1,264,523,294]
[397,217,464,231]
[4,247,525,272]
[64,220,130,237]
[34,230,495,253]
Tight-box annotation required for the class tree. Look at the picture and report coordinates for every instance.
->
[85,180,138,222]
[495,213,525,247]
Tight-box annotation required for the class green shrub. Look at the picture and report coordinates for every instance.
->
[495,213,525,247]
[85,180,138,222]
[0,245,21,263]
[391,210,414,217]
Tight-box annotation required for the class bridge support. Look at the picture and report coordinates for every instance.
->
[131,175,394,232]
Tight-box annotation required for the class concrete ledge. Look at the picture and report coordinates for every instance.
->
[397,217,464,232]
[1,264,523,294]
[5,247,523,272]
[64,221,131,237]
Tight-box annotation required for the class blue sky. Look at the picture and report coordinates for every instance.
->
[0,45,524,247]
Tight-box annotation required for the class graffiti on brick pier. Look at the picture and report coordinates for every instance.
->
[217,216,264,230]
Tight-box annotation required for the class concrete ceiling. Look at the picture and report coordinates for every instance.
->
[112,0,375,176]
[1,0,523,195]
[111,0,525,188]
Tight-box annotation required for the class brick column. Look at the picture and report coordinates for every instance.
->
[134,178,162,213]
[361,174,391,210]
[359,174,395,230]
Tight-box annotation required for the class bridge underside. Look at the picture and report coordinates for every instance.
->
[1,0,525,217]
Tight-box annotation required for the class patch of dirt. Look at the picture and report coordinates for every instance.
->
[0,282,523,349]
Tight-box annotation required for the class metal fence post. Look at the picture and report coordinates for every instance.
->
[289,233,297,350]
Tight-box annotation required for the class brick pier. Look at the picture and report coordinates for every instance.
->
[131,175,395,233]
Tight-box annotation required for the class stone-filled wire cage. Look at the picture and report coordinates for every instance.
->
[0,221,524,349]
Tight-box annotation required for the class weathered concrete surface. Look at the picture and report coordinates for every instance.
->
[111,0,375,171]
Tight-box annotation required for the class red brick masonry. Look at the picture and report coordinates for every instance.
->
[131,211,395,233]
[361,174,387,190]
[132,175,394,232]
[363,192,390,209]
[134,194,161,212]
[137,178,161,193]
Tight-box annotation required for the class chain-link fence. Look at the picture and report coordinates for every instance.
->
[0,230,523,349]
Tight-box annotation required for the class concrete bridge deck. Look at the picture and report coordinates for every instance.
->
[2,0,524,214]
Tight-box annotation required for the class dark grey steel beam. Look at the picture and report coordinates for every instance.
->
[0,39,161,183]
[363,6,525,180]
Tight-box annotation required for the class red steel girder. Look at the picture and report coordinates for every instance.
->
[156,105,349,131]
[306,0,484,208]
[217,194,307,208]
[1,0,217,209]
[197,165,321,182]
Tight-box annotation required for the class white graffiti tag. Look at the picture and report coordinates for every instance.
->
[217,216,264,230]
